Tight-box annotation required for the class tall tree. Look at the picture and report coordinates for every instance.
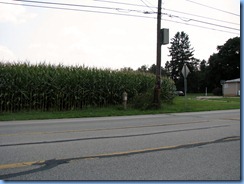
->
[207,37,240,90]
[137,64,167,76]
[137,65,148,72]
[165,31,196,90]
[198,59,209,92]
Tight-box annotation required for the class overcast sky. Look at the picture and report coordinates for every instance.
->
[0,0,240,70]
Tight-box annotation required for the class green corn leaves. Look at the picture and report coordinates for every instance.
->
[0,62,157,112]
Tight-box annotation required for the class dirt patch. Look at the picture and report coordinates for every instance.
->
[196,96,223,100]
[196,96,229,102]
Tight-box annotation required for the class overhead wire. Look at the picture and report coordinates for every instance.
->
[139,0,154,12]
[143,0,156,8]
[163,13,239,31]
[163,8,239,26]
[162,17,239,35]
[94,0,156,9]
[185,0,239,17]
[13,0,155,14]
[0,1,156,19]
[10,0,240,31]
[0,0,239,35]
[94,0,239,27]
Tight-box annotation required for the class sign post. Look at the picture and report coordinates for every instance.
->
[181,63,190,110]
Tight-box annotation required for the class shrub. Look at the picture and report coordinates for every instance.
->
[160,77,176,104]
[212,87,222,96]
[131,90,154,110]
[132,77,176,110]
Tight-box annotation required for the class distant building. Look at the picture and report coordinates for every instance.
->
[223,78,240,97]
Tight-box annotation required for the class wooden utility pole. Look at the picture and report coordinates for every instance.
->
[153,0,162,108]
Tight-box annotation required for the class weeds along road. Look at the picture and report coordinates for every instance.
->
[0,110,240,180]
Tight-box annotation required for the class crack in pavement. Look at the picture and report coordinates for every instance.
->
[0,124,230,147]
[0,120,211,137]
[0,135,240,180]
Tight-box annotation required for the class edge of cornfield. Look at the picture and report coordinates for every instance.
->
[0,95,240,121]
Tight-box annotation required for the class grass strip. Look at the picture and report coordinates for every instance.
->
[0,95,240,121]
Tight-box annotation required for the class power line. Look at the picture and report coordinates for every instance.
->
[139,0,154,12]
[163,13,239,31]
[163,8,239,26]
[162,17,239,35]
[12,0,239,31]
[94,0,240,27]
[0,1,156,18]
[94,0,157,9]
[0,1,239,35]
[185,0,239,17]
[13,0,154,14]
[143,0,156,8]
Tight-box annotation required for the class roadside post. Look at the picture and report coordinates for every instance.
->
[181,63,190,110]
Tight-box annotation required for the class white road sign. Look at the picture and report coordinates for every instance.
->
[182,64,190,78]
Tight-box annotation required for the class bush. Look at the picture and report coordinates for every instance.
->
[212,87,222,96]
[160,77,176,104]
[132,77,176,110]
[131,90,154,110]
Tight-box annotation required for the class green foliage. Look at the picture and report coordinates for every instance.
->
[164,34,240,94]
[166,31,195,82]
[165,31,202,93]
[132,77,176,110]
[137,64,168,77]
[160,77,176,103]
[0,95,239,121]
[212,87,222,96]
[0,62,155,112]
[207,37,240,90]
[131,90,154,110]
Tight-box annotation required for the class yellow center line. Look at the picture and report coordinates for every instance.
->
[0,136,239,170]
[0,160,45,170]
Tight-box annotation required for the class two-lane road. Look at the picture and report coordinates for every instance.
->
[0,110,240,180]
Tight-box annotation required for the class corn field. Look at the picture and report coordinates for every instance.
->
[0,62,157,112]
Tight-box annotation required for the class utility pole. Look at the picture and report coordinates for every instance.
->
[153,0,162,108]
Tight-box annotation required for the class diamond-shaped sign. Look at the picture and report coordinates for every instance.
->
[182,64,190,78]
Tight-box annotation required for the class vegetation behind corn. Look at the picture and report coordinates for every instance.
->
[0,62,175,112]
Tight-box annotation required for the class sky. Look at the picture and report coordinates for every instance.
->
[0,0,240,70]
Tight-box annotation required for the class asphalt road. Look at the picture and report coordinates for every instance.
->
[0,110,240,180]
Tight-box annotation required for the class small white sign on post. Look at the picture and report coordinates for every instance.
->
[181,63,190,110]
[181,63,190,78]
[182,63,190,98]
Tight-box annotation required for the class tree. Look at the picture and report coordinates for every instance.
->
[197,59,209,92]
[148,64,156,74]
[137,65,148,72]
[120,67,134,72]
[137,64,167,76]
[165,31,196,91]
[207,37,240,91]
[216,36,240,79]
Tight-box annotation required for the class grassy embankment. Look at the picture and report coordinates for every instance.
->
[0,94,240,121]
